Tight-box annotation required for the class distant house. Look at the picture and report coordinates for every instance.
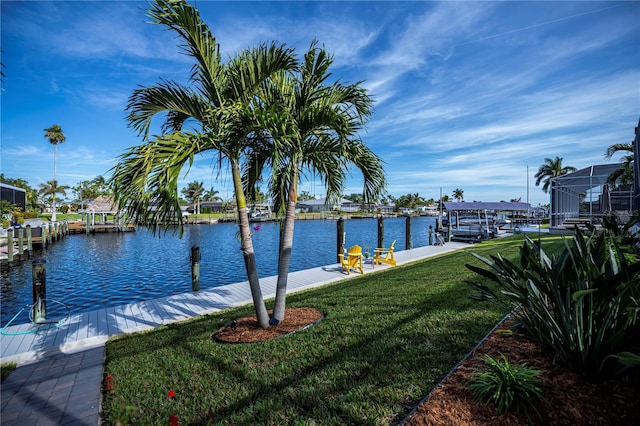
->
[296,197,362,213]
[1,183,26,211]
[189,201,227,213]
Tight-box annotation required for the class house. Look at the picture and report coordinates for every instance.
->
[296,197,361,213]
[1,183,26,212]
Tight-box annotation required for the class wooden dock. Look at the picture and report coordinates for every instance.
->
[68,220,136,234]
[0,242,469,365]
[0,221,70,272]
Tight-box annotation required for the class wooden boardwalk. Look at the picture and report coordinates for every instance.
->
[1,242,469,365]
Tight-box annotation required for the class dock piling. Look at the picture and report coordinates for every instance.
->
[336,218,345,262]
[191,245,200,291]
[26,225,33,252]
[7,228,14,263]
[377,217,384,250]
[32,259,47,323]
[17,228,24,258]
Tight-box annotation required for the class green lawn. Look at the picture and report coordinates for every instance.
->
[103,234,564,425]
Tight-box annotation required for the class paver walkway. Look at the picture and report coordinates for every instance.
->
[1,242,468,425]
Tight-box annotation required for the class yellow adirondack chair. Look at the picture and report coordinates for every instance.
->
[339,245,364,275]
[373,240,397,266]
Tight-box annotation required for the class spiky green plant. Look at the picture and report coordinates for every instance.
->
[468,354,544,419]
[466,218,640,382]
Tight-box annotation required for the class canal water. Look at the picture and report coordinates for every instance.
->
[1,217,437,326]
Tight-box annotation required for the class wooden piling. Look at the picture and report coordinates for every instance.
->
[32,259,47,323]
[17,227,24,258]
[191,245,200,291]
[26,225,33,252]
[336,218,345,262]
[405,216,412,250]
[41,225,48,248]
[377,216,384,249]
[7,228,14,263]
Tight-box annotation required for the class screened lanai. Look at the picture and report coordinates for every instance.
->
[549,164,623,227]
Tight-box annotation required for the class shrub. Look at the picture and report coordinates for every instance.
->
[1,362,17,382]
[468,354,544,419]
[466,218,640,382]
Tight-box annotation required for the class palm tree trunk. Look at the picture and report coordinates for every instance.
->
[272,170,298,323]
[231,159,270,328]
[52,144,57,222]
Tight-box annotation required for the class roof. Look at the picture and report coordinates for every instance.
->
[550,164,620,193]
[85,195,117,213]
[443,201,531,211]
[297,197,354,206]
[0,182,27,193]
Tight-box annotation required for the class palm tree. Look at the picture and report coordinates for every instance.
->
[38,180,70,216]
[604,143,634,188]
[534,157,577,193]
[247,43,386,323]
[43,124,66,221]
[203,187,222,202]
[109,0,296,328]
[181,181,205,214]
[452,188,464,202]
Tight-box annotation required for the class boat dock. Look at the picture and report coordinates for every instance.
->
[0,241,470,365]
[0,220,70,272]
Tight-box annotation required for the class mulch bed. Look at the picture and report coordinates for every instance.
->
[212,307,324,343]
[403,319,640,425]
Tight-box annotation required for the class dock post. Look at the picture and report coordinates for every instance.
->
[32,259,47,323]
[336,218,345,262]
[26,225,33,252]
[191,245,200,291]
[47,223,53,245]
[7,228,14,263]
[41,225,48,248]
[377,216,384,250]
[85,213,90,234]
[429,225,433,246]
[17,228,24,259]
[405,216,412,250]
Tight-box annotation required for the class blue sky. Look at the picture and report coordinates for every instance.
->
[1,1,639,206]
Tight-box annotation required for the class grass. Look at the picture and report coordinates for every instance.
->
[103,234,564,425]
[1,362,17,382]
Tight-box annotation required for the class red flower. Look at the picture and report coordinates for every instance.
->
[104,375,114,383]
[169,414,180,426]
[106,383,114,391]
[167,389,176,399]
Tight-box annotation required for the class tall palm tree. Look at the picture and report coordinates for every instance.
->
[181,181,205,214]
[247,43,386,323]
[452,188,464,201]
[534,156,577,193]
[604,142,634,189]
[43,124,66,221]
[109,0,297,328]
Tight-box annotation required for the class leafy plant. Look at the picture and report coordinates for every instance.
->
[468,354,544,419]
[466,218,640,382]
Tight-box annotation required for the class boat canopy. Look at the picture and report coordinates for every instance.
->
[443,201,531,211]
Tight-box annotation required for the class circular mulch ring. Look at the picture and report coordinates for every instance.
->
[212,307,324,343]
